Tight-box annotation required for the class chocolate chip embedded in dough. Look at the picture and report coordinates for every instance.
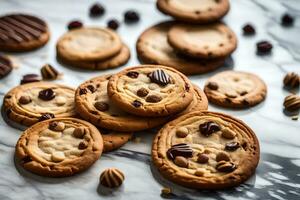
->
[149,69,170,86]
[49,121,65,131]
[197,153,209,164]
[39,113,55,121]
[146,94,162,103]
[174,156,189,168]
[216,152,230,162]
[87,85,96,93]
[225,142,240,151]
[18,96,31,104]
[216,161,236,173]
[240,91,248,96]
[79,88,88,95]
[221,128,236,139]
[38,88,56,101]
[199,121,220,137]
[137,87,149,97]
[73,127,86,139]
[132,100,142,107]
[126,71,139,78]
[176,127,189,138]
[167,143,193,160]
[78,140,88,149]
[207,82,219,90]
[94,101,109,111]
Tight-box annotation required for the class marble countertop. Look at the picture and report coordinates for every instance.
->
[0,0,300,199]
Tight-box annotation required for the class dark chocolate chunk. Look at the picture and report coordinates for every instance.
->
[126,71,139,78]
[197,153,209,164]
[0,55,12,79]
[79,88,88,95]
[94,101,109,111]
[185,83,190,92]
[38,88,56,101]
[199,121,220,136]
[107,19,119,30]
[281,13,294,26]
[167,143,193,160]
[78,141,88,149]
[87,85,96,93]
[225,142,240,151]
[216,161,236,173]
[89,3,105,17]
[146,95,162,103]
[149,69,170,86]
[68,20,83,30]
[39,113,55,121]
[207,82,218,90]
[124,10,140,23]
[41,64,59,80]
[137,88,149,97]
[242,24,255,35]
[18,96,31,104]
[20,74,41,84]
[132,100,142,108]
[256,41,273,54]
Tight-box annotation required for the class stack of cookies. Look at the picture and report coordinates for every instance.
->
[56,27,130,70]
[136,0,237,75]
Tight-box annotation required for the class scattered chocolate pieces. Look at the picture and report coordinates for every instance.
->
[126,71,139,78]
[38,88,56,101]
[79,88,88,95]
[284,94,300,111]
[167,143,193,160]
[94,101,109,111]
[89,3,105,17]
[68,20,83,30]
[137,88,149,97]
[132,100,142,107]
[100,168,125,188]
[39,113,55,121]
[107,19,120,30]
[149,69,170,86]
[87,85,96,93]
[174,156,189,168]
[216,161,236,173]
[18,96,31,105]
[197,153,209,164]
[199,121,220,136]
[20,74,41,85]
[0,55,12,79]
[78,141,88,149]
[49,121,65,132]
[146,94,162,103]
[124,10,140,23]
[207,82,218,90]
[41,64,59,80]
[242,24,255,35]
[281,13,294,26]
[283,72,300,89]
[73,127,86,138]
[225,142,240,151]
[256,41,273,54]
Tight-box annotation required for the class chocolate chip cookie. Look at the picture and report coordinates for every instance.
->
[0,14,50,52]
[204,71,267,108]
[3,82,76,127]
[15,118,103,177]
[75,75,168,132]
[152,111,260,189]
[167,23,237,59]
[157,0,230,24]
[107,65,194,117]
[136,21,225,75]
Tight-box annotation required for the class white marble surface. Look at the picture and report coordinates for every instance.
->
[0,0,300,199]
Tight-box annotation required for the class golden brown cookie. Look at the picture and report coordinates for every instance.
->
[136,21,225,75]
[107,65,194,117]
[157,0,230,24]
[15,118,103,177]
[3,82,76,127]
[152,111,260,189]
[75,75,168,132]
[204,71,267,108]
[167,23,237,59]
[56,27,122,62]
[102,129,133,153]
[0,14,50,52]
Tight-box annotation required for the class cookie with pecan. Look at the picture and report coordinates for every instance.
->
[152,111,260,189]
[15,118,103,177]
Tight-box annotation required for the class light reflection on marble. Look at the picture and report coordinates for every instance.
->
[0,0,300,199]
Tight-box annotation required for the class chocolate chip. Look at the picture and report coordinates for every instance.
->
[20,74,41,84]
[207,82,218,90]
[174,156,188,168]
[39,113,55,121]
[256,41,273,54]
[185,83,190,92]
[243,99,250,106]
[240,91,248,96]
[41,64,59,80]
[78,141,88,149]
[49,121,65,131]
[73,127,86,139]
[136,88,148,97]
[126,71,139,78]
[197,153,209,164]
[242,24,255,35]
[146,94,162,103]
[225,142,240,151]
[0,55,12,79]
[107,19,119,30]
[281,13,294,26]
[68,20,83,30]
[132,100,142,107]
[79,88,88,95]
[167,143,193,160]
[199,121,220,137]
[38,89,56,101]
[124,10,140,23]
[94,101,109,111]
[87,85,96,93]
[149,69,170,86]
[216,161,236,173]
[18,96,31,104]
[89,3,105,17]
[216,152,230,162]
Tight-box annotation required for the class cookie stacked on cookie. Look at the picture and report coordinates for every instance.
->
[56,27,130,70]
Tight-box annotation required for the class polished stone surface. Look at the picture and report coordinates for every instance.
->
[0,0,300,199]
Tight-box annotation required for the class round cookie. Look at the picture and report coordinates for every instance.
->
[3,82,76,127]
[204,71,267,108]
[0,13,50,52]
[15,118,103,177]
[167,23,237,59]
[101,129,133,153]
[75,75,168,132]
[56,27,122,62]
[107,65,194,117]
[157,0,230,24]
[136,21,225,75]
[152,111,260,189]
[58,44,130,70]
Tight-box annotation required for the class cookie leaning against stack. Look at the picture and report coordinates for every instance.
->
[56,27,130,70]
[152,111,260,189]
